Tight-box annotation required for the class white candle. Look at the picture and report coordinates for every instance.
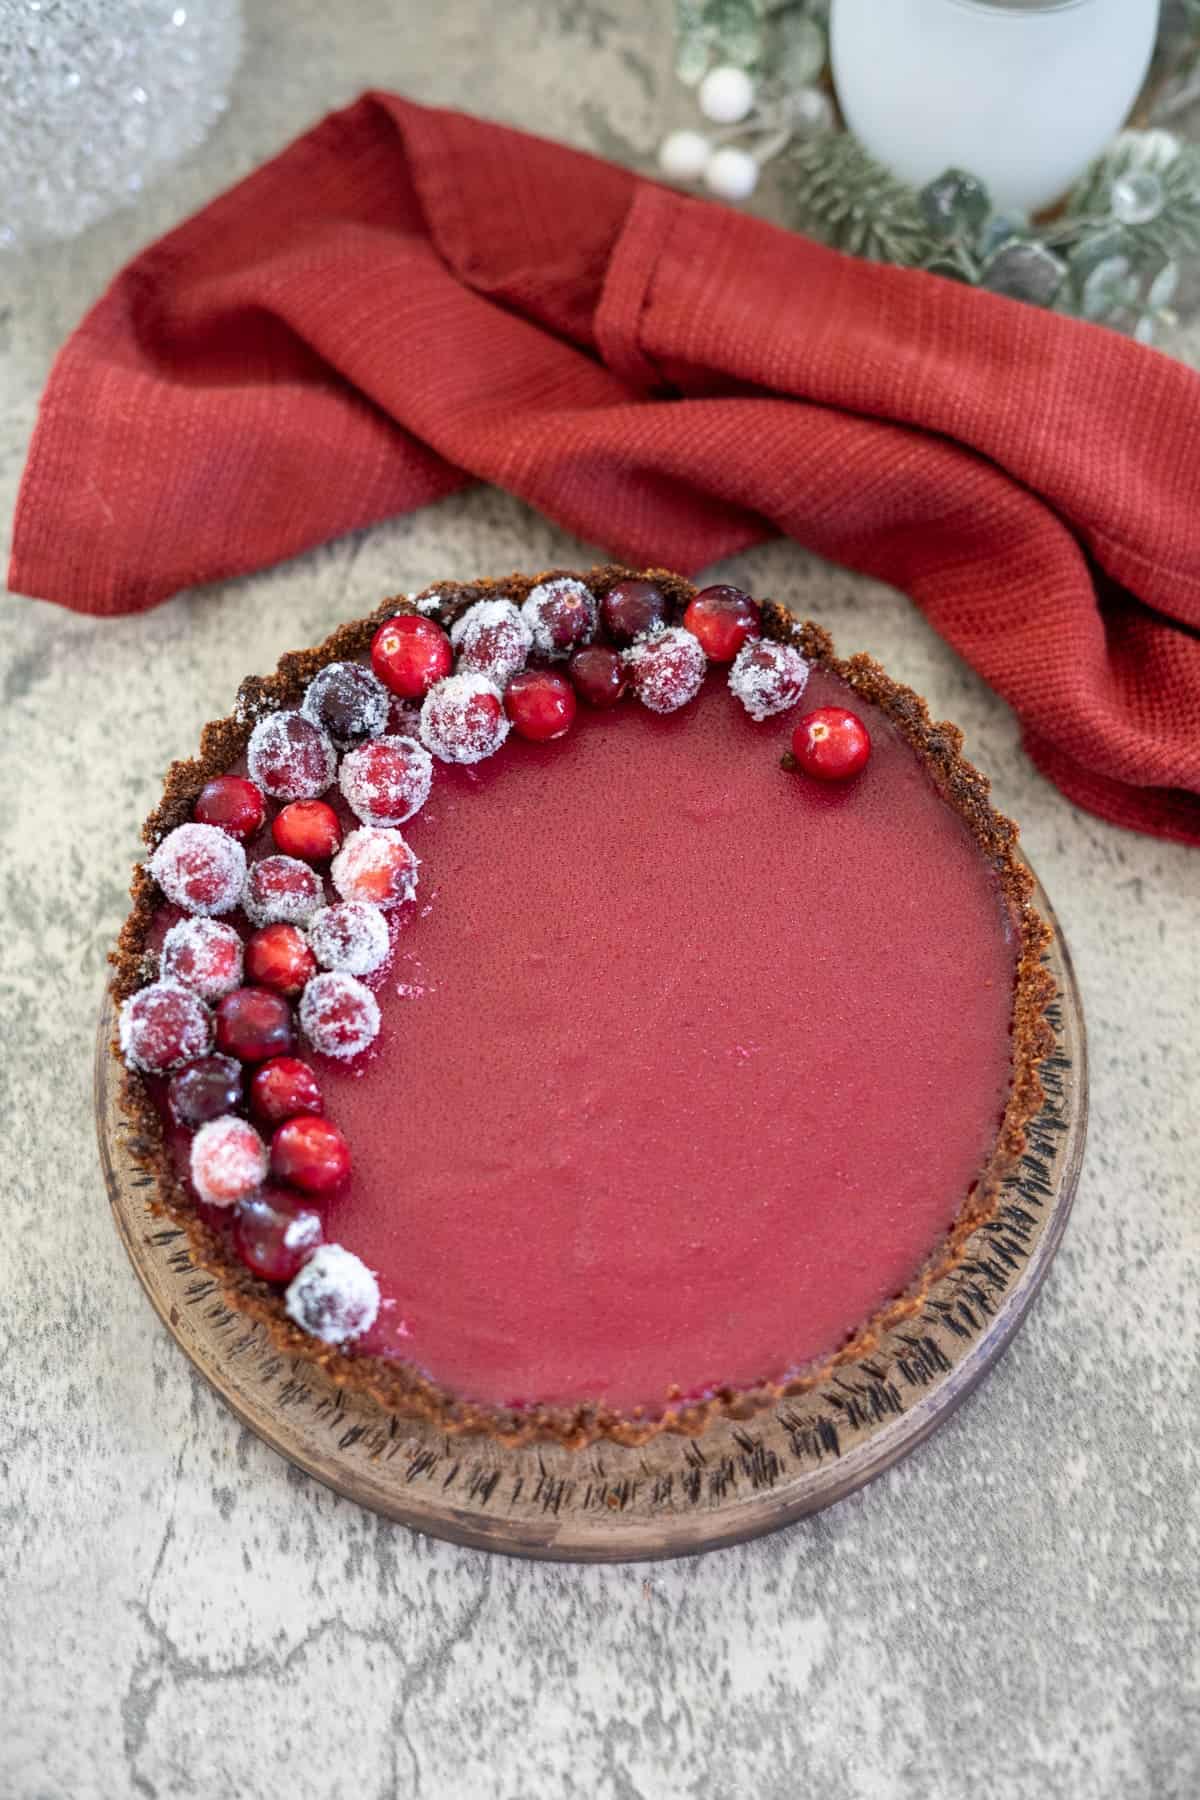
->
[829,0,1161,215]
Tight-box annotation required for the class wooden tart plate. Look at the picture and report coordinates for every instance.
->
[96,861,1085,1563]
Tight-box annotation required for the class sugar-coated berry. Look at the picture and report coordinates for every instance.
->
[330,826,419,910]
[190,1115,268,1207]
[244,922,317,997]
[193,775,265,841]
[600,579,669,647]
[285,1243,379,1343]
[232,1188,324,1284]
[624,627,707,714]
[504,668,576,742]
[371,614,453,699]
[698,64,755,125]
[521,578,598,659]
[308,902,391,976]
[300,661,389,748]
[150,823,246,916]
[271,1115,353,1195]
[705,145,758,202]
[299,971,381,1061]
[215,987,295,1063]
[271,800,342,863]
[450,599,533,686]
[729,638,810,722]
[791,706,871,781]
[246,710,335,801]
[241,855,323,928]
[683,585,761,662]
[339,734,433,827]
[658,129,712,183]
[160,917,243,1001]
[167,1054,244,1128]
[569,645,629,709]
[249,1055,324,1126]
[419,673,508,765]
[119,981,214,1074]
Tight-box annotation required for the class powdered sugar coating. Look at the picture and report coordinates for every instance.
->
[241,855,323,928]
[160,917,244,1001]
[150,823,246,916]
[419,672,509,765]
[119,981,214,1073]
[339,734,433,827]
[729,638,810,722]
[189,1114,268,1207]
[624,626,707,714]
[284,1243,380,1344]
[330,827,419,910]
[308,902,391,976]
[300,971,382,1061]
[301,662,390,748]
[521,577,598,659]
[450,599,533,685]
[247,710,336,800]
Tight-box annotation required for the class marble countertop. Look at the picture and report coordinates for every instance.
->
[3,3,1198,1795]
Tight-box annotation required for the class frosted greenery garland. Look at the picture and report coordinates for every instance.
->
[666,0,1200,342]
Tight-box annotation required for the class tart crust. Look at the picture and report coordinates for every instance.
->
[110,566,1056,1449]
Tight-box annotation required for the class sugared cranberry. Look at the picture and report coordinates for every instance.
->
[190,1114,268,1207]
[450,599,532,686]
[625,627,707,714]
[193,775,265,841]
[791,707,871,781]
[371,614,453,699]
[419,672,508,765]
[299,971,381,1061]
[729,638,810,722]
[241,855,322,928]
[120,982,214,1073]
[285,1244,379,1343]
[521,577,598,658]
[600,579,669,647]
[339,734,433,827]
[244,922,317,997]
[308,902,391,975]
[683,585,761,662]
[150,823,246,917]
[215,987,295,1062]
[249,1055,324,1126]
[232,1188,324,1284]
[504,668,576,742]
[160,917,243,1001]
[271,1115,352,1195]
[168,1053,244,1127]
[569,646,629,709]
[246,710,335,801]
[330,826,419,910]
[301,661,389,748]
[272,799,342,863]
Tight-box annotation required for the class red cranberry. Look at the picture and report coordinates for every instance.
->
[250,1055,324,1126]
[232,1188,324,1284]
[244,923,317,997]
[791,707,871,781]
[299,971,381,1061]
[271,1115,352,1195]
[339,735,433,827]
[569,646,629,709]
[150,823,246,916]
[450,600,532,685]
[241,855,322,928]
[521,578,597,658]
[272,800,342,863]
[600,579,668,647]
[215,987,295,1062]
[246,710,335,801]
[193,775,265,841]
[330,826,419,910]
[729,638,810,721]
[683,585,761,662]
[168,1054,244,1127]
[160,918,243,1001]
[119,982,213,1074]
[625,627,707,714]
[419,673,508,765]
[504,668,576,742]
[190,1115,268,1207]
[371,614,453,698]
[301,661,389,748]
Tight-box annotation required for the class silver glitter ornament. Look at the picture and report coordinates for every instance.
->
[0,0,243,252]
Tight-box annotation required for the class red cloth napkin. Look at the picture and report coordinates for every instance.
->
[11,93,1200,844]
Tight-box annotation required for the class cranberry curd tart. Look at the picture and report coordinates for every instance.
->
[111,566,1055,1449]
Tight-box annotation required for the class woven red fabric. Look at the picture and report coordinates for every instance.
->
[10,93,1200,842]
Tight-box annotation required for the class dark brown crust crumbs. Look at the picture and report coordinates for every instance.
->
[110,566,1056,1450]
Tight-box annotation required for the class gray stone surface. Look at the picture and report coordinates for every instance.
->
[2,3,1198,1796]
